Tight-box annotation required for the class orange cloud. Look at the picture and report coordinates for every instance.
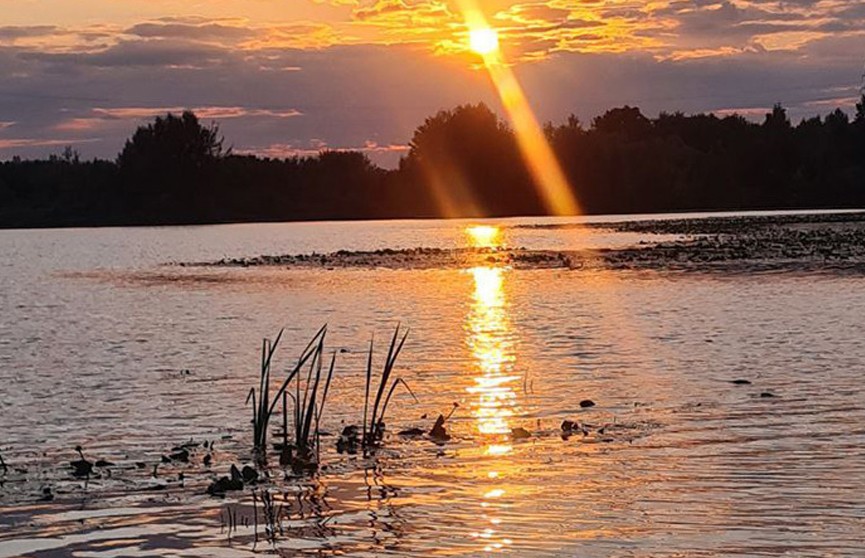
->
[4,0,862,63]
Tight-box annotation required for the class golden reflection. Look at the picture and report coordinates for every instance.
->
[466,266,519,437]
[466,224,502,249]
[464,225,520,552]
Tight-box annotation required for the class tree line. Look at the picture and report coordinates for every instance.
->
[1,98,864,228]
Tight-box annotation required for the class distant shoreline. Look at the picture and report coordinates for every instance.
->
[4,101,865,232]
[2,205,863,233]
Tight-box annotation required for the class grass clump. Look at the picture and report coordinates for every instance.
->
[246,325,326,459]
[362,324,418,450]
[245,323,417,470]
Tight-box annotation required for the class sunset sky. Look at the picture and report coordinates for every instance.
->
[1,0,863,165]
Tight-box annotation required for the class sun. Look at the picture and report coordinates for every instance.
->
[469,27,499,55]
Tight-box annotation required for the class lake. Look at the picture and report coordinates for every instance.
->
[1,211,864,557]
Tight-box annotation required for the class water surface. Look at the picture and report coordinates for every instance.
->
[1,212,864,557]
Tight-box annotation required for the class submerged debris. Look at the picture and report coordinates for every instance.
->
[510,427,532,440]
[561,420,589,438]
[207,476,244,496]
[241,465,258,484]
[70,446,93,479]
[429,415,450,442]
[398,427,425,437]
[164,448,190,463]
[206,463,255,496]
[336,425,360,454]
[39,486,54,501]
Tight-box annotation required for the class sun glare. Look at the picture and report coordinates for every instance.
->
[456,1,581,216]
[466,225,502,248]
[469,27,499,55]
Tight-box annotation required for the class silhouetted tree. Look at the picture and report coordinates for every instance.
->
[592,106,652,140]
[118,111,225,178]
[3,101,865,228]
[764,103,791,131]
[115,111,227,222]
[402,103,539,216]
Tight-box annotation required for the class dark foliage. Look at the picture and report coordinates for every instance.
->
[400,103,540,216]
[2,98,865,228]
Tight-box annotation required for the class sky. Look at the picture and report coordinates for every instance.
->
[0,0,863,166]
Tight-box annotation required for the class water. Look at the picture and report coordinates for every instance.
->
[1,212,864,557]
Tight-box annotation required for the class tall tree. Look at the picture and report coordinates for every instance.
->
[117,111,226,179]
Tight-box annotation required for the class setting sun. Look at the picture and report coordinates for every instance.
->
[469,27,499,55]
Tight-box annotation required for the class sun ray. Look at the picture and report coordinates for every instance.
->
[456,1,581,217]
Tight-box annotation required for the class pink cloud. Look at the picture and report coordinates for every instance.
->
[91,106,302,119]
[802,96,860,109]
[0,138,100,149]
[54,118,110,132]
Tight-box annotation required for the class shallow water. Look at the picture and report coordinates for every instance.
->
[1,212,864,557]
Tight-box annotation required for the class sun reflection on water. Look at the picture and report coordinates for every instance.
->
[466,224,504,249]
[466,266,519,437]
[463,225,520,553]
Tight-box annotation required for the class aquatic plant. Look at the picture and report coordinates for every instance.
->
[253,488,285,544]
[246,325,327,455]
[289,337,336,472]
[244,323,416,467]
[362,324,418,450]
[70,445,93,479]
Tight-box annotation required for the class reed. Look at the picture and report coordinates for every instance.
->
[362,324,418,449]
[246,325,327,454]
[246,323,415,468]
[290,333,336,470]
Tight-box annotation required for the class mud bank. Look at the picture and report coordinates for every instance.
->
[186,212,865,274]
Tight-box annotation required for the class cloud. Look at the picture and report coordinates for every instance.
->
[90,107,302,119]
[353,0,453,24]
[2,4,864,165]
[0,25,59,42]
[20,39,229,68]
[4,0,863,62]
[52,106,302,132]
[125,22,256,42]
[0,138,100,149]
[0,41,494,165]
